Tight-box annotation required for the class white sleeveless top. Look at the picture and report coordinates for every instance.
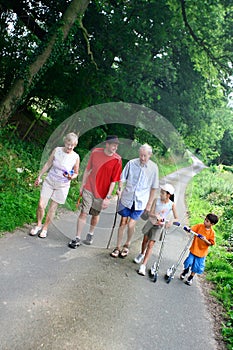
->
[48,147,79,183]
[149,197,173,225]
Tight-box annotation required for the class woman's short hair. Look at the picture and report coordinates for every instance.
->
[63,132,78,146]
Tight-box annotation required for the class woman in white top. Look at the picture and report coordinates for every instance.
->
[30,132,80,238]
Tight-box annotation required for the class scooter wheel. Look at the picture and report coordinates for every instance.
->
[153,273,158,283]
[164,274,169,281]
[166,276,172,284]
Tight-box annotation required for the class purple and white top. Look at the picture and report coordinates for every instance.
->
[48,147,79,183]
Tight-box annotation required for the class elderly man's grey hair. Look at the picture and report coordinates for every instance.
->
[139,143,153,154]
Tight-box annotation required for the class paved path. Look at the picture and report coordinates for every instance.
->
[0,157,219,350]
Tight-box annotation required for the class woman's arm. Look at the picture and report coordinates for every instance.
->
[34,148,56,186]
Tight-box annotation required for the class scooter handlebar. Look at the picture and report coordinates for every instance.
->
[183,225,191,232]
[183,226,204,239]
[173,221,180,227]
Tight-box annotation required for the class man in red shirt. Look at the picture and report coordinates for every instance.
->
[69,135,122,248]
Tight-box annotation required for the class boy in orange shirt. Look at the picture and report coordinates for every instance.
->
[180,213,219,286]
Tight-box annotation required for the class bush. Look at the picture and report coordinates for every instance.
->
[186,167,233,349]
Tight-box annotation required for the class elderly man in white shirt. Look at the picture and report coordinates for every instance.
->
[110,143,159,258]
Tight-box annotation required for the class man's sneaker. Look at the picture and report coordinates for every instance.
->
[83,233,93,245]
[68,237,81,249]
[185,278,193,286]
[134,253,144,264]
[180,273,185,280]
[138,264,146,276]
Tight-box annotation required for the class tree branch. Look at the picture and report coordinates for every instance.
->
[78,18,98,69]
[180,0,230,71]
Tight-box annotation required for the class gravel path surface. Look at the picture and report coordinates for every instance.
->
[0,157,225,350]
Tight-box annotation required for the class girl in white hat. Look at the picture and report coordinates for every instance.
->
[134,183,178,276]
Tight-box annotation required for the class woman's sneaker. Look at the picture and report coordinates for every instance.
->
[68,237,81,248]
[134,253,144,264]
[29,226,42,236]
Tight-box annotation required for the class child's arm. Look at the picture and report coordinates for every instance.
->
[166,203,179,228]
[172,203,178,222]
[198,235,214,246]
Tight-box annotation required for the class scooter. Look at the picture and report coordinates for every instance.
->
[164,226,203,283]
[149,221,180,282]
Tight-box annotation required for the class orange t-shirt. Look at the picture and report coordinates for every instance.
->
[189,223,215,258]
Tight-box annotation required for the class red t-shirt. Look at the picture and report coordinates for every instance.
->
[84,148,122,199]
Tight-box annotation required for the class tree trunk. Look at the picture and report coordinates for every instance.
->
[0,0,90,125]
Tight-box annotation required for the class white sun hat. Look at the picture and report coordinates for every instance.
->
[160,184,175,195]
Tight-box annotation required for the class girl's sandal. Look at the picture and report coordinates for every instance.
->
[110,248,120,258]
[120,245,129,258]
[38,229,47,239]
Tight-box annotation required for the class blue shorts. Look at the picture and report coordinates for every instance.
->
[118,201,144,221]
[184,252,206,274]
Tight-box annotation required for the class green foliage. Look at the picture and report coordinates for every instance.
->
[0,0,232,166]
[0,126,42,232]
[186,167,233,349]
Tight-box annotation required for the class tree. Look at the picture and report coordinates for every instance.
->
[0,0,232,163]
[0,0,90,124]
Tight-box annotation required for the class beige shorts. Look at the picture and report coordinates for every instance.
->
[142,220,163,241]
[40,176,70,206]
[81,188,103,216]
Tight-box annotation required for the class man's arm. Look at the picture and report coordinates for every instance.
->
[145,188,156,212]
[102,181,117,209]
[80,168,92,193]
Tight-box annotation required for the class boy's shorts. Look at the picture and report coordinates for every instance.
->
[184,252,206,274]
[41,176,70,206]
[80,188,103,216]
[117,201,144,220]
[142,220,163,241]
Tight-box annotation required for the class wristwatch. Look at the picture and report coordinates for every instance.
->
[106,195,112,199]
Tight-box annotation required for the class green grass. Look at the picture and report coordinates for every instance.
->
[186,167,233,349]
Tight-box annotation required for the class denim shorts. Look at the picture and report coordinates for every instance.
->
[118,201,144,220]
[184,252,206,274]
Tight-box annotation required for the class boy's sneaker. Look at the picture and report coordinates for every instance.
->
[134,253,144,264]
[180,273,186,280]
[185,278,193,286]
[83,233,93,245]
[68,237,81,249]
[138,264,146,276]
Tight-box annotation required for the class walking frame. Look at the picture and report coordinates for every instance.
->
[106,196,119,249]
